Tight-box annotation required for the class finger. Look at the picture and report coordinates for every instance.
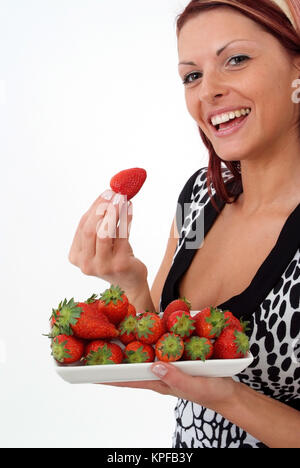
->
[81,190,116,260]
[150,362,205,401]
[113,202,133,257]
[84,189,115,238]
[116,201,133,240]
[69,213,87,263]
[69,190,115,263]
[81,202,109,260]
[99,380,173,395]
[95,194,126,260]
[88,189,115,212]
[96,194,125,239]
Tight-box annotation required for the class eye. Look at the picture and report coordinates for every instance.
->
[227,55,250,67]
[182,71,202,85]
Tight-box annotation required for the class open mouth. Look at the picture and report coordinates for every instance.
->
[210,108,252,133]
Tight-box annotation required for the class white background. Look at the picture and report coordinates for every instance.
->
[0,0,208,448]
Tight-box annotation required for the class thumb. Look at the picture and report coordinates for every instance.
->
[151,361,199,400]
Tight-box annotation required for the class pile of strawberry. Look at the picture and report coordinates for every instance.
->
[47,288,250,366]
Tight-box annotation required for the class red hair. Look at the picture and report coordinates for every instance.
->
[176,0,300,210]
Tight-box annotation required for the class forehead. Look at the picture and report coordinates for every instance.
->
[177,7,265,54]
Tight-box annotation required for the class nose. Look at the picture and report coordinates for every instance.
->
[198,69,229,103]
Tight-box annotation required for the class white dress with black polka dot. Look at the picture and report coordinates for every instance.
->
[161,167,300,448]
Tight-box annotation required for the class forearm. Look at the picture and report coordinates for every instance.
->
[125,281,156,313]
[215,381,300,448]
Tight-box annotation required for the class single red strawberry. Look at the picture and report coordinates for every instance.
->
[52,334,84,364]
[194,307,228,339]
[155,332,184,362]
[135,311,165,345]
[71,302,119,340]
[98,285,129,325]
[166,310,195,339]
[85,293,101,310]
[183,336,213,362]
[124,341,155,363]
[162,298,191,328]
[85,339,106,356]
[223,310,250,333]
[84,340,123,365]
[110,168,147,201]
[213,328,250,359]
[118,314,137,345]
[127,304,137,317]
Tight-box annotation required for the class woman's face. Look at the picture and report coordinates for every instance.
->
[177,7,300,162]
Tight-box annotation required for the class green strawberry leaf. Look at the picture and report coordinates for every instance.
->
[86,344,114,366]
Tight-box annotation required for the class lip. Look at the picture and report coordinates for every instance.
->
[207,106,251,124]
[210,110,251,138]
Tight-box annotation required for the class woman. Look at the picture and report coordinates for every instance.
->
[69,0,300,448]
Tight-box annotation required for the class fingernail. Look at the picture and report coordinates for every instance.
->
[151,364,168,378]
[101,190,115,201]
[113,193,125,206]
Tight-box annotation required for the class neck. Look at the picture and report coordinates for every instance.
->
[235,137,300,216]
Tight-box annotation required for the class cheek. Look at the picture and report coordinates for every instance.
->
[252,62,293,112]
[185,91,199,120]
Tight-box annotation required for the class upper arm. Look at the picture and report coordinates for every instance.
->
[151,217,179,312]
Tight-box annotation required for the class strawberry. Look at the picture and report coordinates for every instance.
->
[84,340,123,365]
[98,285,129,325]
[135,311,165,345]
[49,296,119,340]
[71,303,119,340]
[166,310,195,339]
[183,336,213,362]
[213,328,250,359]
[155,332,184,362]
[110,168,147,201]
[50,308,60,333]
[118,314,137,345]
[223,310,250,333]
[124,341,155,363]
[194,307,228,339]
[162,298,191,328]
[52,334,84,364]
[85,293,101,310]
[127,304,137,317]
[50,298,82,337]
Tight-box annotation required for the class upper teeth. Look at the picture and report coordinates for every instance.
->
[211,108,251,126]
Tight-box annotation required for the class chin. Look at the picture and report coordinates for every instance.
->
[215,151,245,163]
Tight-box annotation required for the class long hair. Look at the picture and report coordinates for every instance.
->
[176,0,300,209]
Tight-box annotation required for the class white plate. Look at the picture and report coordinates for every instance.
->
[54,310,254,384]
[55,353,254,384]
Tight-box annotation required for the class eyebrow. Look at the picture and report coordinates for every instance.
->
[178,39,251,66]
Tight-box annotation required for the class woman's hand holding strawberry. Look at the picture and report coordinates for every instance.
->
[68,169,151,307]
